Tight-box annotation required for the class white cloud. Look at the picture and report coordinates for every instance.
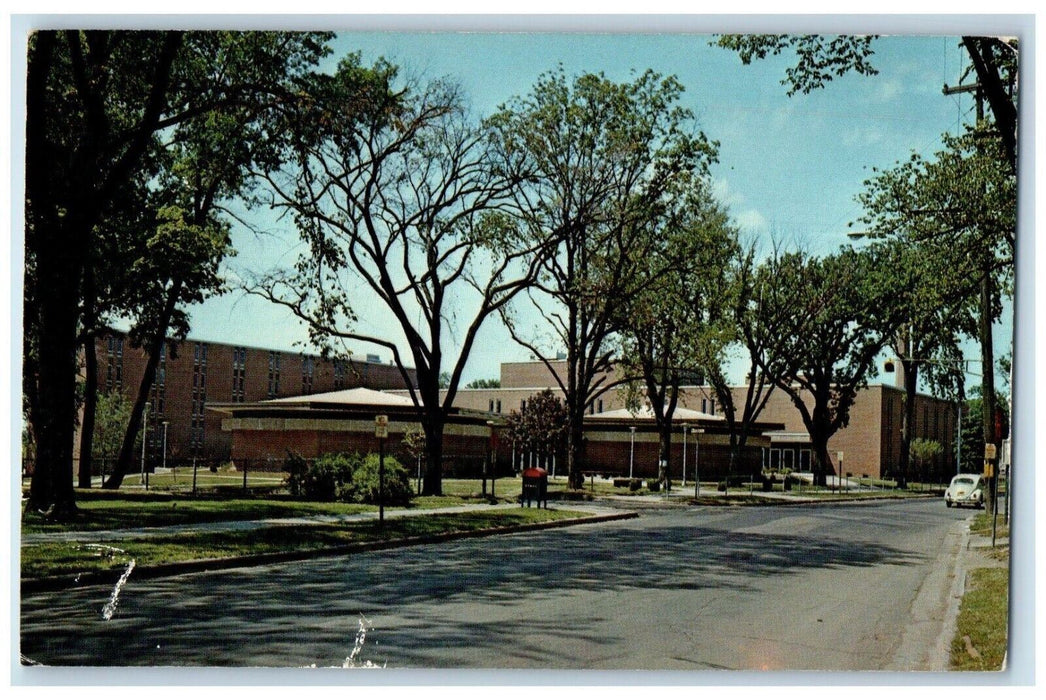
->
[711,176,769,236]
[735,208,769,234]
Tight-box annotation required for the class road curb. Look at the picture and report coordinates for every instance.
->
[21,510,637,594]
[591,493,940,508]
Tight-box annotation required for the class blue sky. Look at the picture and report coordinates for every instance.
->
[178,30,1007,388]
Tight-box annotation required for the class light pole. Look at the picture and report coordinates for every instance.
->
[681,424,689,487]
[140,402,149,486]
[629,426,636,479]
[693,428,701,498]
[162,421,169,477]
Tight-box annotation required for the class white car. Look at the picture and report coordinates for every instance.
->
[945,474,986,509]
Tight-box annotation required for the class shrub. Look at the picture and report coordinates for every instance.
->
[284,452,309,497]
[286,452,413,504]
[342,453,412,506]
[647,479,661,492]
[285,452,355,501]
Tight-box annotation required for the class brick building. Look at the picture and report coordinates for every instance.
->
[79,329,417,469]
[421,359,960,482]
[210,387,496,476]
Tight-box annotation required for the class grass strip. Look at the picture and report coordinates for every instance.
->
[22,508,586,580]
[969,512,1010,540]
[950,567,1009,671]
[21,497,375,534]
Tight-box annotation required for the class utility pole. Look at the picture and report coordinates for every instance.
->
[943,79,999,516]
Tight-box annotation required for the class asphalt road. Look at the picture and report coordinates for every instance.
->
[19,498,972,672]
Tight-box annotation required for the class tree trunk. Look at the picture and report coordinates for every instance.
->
[566,404,586,490]
[78,329,99,488]
[105,279,183,489]
[26,264,83,517]
[24,32,81,518]
[657,422,672,491]
[897,360,919,490]
[810,433,833,487]
[421,414,444,496]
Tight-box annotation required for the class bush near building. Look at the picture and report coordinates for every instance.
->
[285,452,411,505]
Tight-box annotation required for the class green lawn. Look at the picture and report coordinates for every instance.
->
[950,566,1009,671]
[21,492,375,533]
[21,508,587,579]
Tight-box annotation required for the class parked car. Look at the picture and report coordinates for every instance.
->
[945,473,985,508]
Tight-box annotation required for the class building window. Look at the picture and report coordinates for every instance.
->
[232,346,247,402]
[333,360,346,390]
[150,343,167,416]
[268,351,281,398]
[709,400,715,416]
[105,335,124,392]
[496,399,502,414]
[302,356,315,395]
[191,342,208,455]
[520,399,527,412]
[597,399,603,413]
[701,398,707,413]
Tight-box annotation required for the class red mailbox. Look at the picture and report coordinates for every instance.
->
[521,467,548,509]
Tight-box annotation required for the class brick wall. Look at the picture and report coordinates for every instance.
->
[80,329,417,468]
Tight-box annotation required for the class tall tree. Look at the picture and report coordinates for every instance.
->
[854,125,1015,489]
[702,243,782,479]
[617,183,739,490]
[25,30,184,517]
[106,33,335,489]
[23,30,333,515]
[755,248,905,486]
[489,67,718,489]
[253,58,545,496]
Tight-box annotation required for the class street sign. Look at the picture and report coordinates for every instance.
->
[984,461,995,478]
[375,414,389,439]
[984,443,997,460]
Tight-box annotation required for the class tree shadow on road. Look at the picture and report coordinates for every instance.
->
[20,512,925,667]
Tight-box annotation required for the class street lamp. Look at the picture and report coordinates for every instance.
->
[693,428,702,498]
[629,426,636,479]
[681,424,689,487]
[140,402,149,486]
[162,421,169,477]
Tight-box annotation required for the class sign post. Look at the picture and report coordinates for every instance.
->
[375,415,388,525]
[983,443,999,546]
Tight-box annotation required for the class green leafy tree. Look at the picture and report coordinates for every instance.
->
[909,438,944,484]
[489,67,718,489]
[23,30,332,516]
[465,378,501,389]
[253,58,545,496]
[755,247,906,486]
[90,389,136,468]
[703,243,782,479]
[617,182,739,489]
[505,389,568,471]
[959,390,1010,474]
[854,126,1015,489]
